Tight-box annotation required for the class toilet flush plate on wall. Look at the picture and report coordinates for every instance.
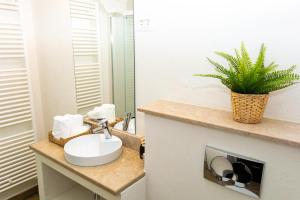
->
[204,146,265,199]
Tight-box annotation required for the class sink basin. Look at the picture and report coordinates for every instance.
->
[64,134,122,167]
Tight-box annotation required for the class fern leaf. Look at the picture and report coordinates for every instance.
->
[193,74,233,90]
[240,42,252,67]
[263,62,278,74]
[193,74,224,79]
[206,58,231,76]
[233,49,247,92]
[254,44,266,71]
[215,52,239,73]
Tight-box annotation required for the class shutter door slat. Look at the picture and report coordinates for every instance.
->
[0,0,36,193]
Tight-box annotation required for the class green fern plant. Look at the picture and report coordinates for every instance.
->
[194,43,300,94]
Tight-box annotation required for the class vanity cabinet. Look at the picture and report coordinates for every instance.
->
[31,141,145,200]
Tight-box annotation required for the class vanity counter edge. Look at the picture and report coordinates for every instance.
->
[138,100,300,148]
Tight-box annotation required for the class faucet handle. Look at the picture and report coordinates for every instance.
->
[97,118,107,124]
[95,118,108,128]
[95,118,112,139]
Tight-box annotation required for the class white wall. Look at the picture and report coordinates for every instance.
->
[135,0,300,134]
[31,0,79,132]
[145,115,300,200]
[21,0,46,141]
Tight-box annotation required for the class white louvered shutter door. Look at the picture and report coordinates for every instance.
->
[0,0,36,193]
[70,0,103,114]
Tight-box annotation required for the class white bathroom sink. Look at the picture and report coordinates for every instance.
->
[64,134,122,167]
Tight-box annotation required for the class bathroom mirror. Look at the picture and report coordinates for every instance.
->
[69,0,136,134]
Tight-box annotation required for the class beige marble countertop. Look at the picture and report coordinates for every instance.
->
[30,140,145,195]
[138,100,300,147]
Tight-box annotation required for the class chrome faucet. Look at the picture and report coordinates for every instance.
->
[92,118,112,139]
[123,112,132,131]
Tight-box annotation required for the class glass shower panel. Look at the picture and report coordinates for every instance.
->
[111,14,135,118]
[124,15,135,117]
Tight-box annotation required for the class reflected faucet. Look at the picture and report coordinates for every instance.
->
[92,118,112,139]
[123,112,132,131]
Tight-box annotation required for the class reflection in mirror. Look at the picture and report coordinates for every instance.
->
[69,0,135,134]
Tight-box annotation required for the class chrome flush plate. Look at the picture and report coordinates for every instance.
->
[204,146,265,198]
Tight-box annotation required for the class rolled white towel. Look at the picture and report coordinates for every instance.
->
[66,114,83,132]
[87,106,105,120]
[101,104,116,123]
[52,114,84,139]
[52,116,71,139]
[87,104,116,123]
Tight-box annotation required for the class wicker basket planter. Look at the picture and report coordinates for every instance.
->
[231,92,269,124]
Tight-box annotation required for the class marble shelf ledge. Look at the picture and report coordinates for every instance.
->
[138,100,300,148]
